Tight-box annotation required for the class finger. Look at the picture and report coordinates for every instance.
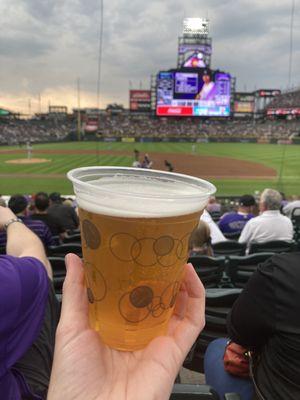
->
[172,282,188,320]
[167,282,188,336]
[171,263,206,356]
[59,253,89,332]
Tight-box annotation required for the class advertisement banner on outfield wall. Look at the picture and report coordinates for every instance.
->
[257,138,270,144]
[129,90,151,112]
[103,137,118,142]
[121,137,136,143]
[234,92,255,114]
[277,139,293,145]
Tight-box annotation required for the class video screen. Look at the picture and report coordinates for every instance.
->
[183,52,206,68]
[156,68,231,117]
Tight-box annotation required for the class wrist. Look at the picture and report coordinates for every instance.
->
[4,218,23,231]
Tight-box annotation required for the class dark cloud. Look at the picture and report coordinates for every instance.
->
[0,35,53,58]
[0,0,299,111]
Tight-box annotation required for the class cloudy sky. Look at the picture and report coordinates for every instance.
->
[0,0,299,114]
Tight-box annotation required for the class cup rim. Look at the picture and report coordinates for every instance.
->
[67,166,216,200]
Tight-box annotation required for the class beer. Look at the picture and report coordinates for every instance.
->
[68,167,215,350]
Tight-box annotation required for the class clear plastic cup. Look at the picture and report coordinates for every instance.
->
[68,167,216,350]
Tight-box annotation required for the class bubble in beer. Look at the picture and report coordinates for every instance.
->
[82,220,101,250]
[153,236,175,256]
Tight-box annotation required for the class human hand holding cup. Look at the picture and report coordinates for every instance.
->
[67,167,215,350]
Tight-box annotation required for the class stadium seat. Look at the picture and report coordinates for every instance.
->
[291,208,300,246]
[212,241,246,257]
[226,253,274,288]
[184,288,242,373]
[223,232,240,241]
[188,256,226,288]
[63,233,81,243]
[51,235,61,246]
[248,240,294,255]
[0,246,6,255]
[47,243,82,258]
[49,257,66,295]
[209,211,221,223]
[170,384,223,399]
[49,256,66,276]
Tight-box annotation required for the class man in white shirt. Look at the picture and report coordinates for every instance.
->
[283,199,300,219]
[239,188,294,247]
[201,209,227,244]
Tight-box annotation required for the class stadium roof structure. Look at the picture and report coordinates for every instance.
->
[0,108,11,116]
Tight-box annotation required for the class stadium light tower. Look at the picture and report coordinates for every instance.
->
[288,0,295,89]
[177,17,212,69]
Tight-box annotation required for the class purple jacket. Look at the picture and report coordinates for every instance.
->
[0,256,49,399]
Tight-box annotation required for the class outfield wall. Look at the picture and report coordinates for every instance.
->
[98,136,300,145]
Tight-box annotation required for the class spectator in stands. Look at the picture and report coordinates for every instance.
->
[189,221,213,256]
[0,205,59,398]
[218,195,255,237]
[206,196,221,214]
[204,252,300,400]
[283,197,300,218]
[48,255,206,400]
[0,194,54,248]
[201,209,227,244]
[238,189,294,247]
[31,192,67,239]
[48,192,79,232]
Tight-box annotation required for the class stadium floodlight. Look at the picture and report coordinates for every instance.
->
[183,18,209,37]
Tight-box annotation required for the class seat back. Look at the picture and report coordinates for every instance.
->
[226,253,274,287]
[248,240,294,254]
[63,233,81,244]
[209,211,221,223]
[223,232,240,241]
[188,256,226,288]
[292,208,300,245]
[49,256,66,276]
[47,243,82,258]
[170,384,220,399]
[184,288,242,373]
[49,257,66,295]
[212,241,246,256]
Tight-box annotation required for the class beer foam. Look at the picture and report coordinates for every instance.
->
[75,176,213,218]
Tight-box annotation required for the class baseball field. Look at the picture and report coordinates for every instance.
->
[0,141,299,196]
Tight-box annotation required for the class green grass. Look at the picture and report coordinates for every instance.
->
[0,141,299,196]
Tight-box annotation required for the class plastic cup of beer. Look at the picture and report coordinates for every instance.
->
[67,167,216,351]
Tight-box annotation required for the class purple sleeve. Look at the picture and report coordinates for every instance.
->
[44,225,55,247]
[0,255,49,371]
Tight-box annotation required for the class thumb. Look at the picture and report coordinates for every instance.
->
[59,253,89,333]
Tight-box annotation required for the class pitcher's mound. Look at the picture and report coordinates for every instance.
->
[5,158,51,165]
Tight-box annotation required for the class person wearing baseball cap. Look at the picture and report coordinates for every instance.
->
[218,194,256,237]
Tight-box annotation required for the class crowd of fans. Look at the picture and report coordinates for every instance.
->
[0,115,300,144]
[97,116,300,139]
[267,88,300,108]
[0,186,299,399]
[0,118,73,145]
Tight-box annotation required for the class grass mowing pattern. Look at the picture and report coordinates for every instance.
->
[0,142,299,195]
